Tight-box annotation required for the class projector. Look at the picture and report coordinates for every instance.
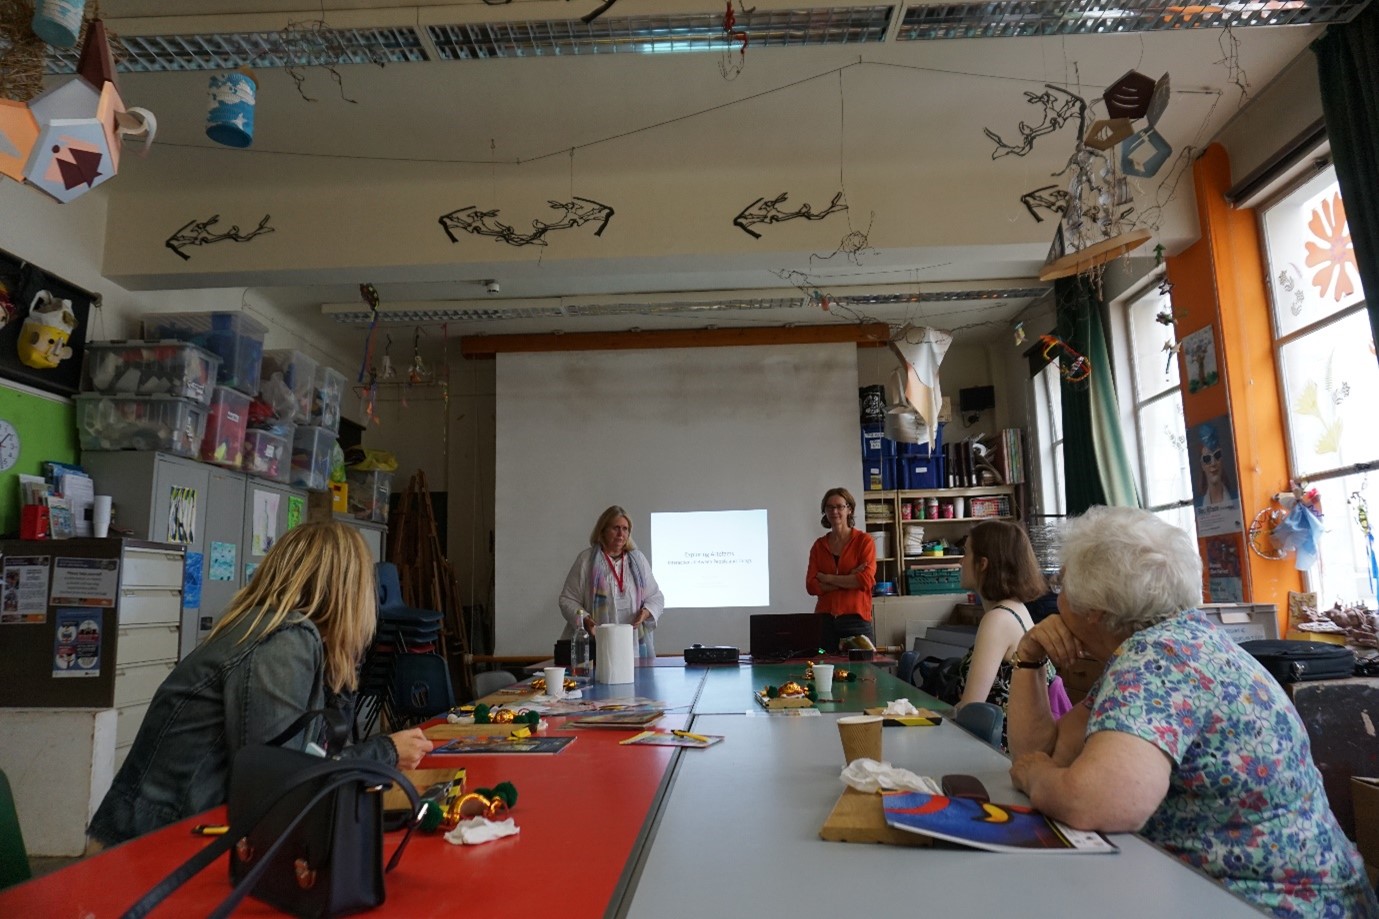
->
[683,644,740,665]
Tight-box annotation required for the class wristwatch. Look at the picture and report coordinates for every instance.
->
[1009,650,1049,669]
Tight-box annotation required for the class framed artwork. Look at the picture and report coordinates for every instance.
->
[0,247,95,396]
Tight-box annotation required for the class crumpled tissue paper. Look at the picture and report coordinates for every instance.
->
[444,816,520,846]
[880,699,920,717]
[840,758,942,795]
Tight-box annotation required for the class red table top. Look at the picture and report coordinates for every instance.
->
[1,713,688,918]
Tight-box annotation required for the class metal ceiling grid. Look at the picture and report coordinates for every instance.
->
[426,7,893,60]
[328,305,568,324]
[896,0,1371,40]
[45,25,428,74]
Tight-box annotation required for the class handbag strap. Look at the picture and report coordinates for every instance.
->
[121,758,420,919]
[265,707,350,750]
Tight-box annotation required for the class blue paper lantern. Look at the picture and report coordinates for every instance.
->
[31,0,86,49]
[206,69,257,148]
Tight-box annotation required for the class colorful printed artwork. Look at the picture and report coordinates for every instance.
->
[1181,325,1218,393]
[1189,415,1243,538]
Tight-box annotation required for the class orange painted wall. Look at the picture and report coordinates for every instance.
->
[1165,143,1301,635]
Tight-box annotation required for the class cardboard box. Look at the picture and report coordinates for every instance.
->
[1353,777,1379,872]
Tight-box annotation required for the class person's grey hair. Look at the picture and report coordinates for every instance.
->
[1059,506,1202,634]
[589,505,637,551]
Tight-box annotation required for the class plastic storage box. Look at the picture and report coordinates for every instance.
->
[906,565,964,595]
[311,365,346,433]
[75,394,209,458]
[345,469,392,523]
[291,425,336,492]
[243,427,292,482]
[200,386,252,468]
[259,349,318,423]
[144,311,267,396]
[82,340,221,405]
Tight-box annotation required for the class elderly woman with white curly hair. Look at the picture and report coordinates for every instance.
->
[1006,506,1377,919]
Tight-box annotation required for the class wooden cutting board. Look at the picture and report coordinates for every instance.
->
[819,788,931,847]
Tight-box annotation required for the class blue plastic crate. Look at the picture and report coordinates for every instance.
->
[901,454,944,489]
[900,422,945,457]
[860,423,884,462]
[864,456,897,491]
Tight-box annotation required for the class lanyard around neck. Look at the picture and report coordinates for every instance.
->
[602,550,626,593]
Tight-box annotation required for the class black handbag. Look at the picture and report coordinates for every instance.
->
[122,722,419,919]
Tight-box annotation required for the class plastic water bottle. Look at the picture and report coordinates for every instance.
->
[571,609,592,683]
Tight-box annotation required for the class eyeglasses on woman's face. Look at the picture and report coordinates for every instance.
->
[1200,449,1223,465]
[824,502,850,512]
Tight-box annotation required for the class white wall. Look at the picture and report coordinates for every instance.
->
[493,343,860,656]
[0,181,361,419]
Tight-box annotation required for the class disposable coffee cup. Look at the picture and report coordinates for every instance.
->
[543,666,566,699]
[813,663,835,696]
[837,714,883,765]
[92,495,112,538]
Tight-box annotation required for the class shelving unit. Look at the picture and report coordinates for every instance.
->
[863,485,1018,597]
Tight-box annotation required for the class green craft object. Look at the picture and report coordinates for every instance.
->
[418,800,443,832]
[766,685,779,698]
[474,703,491,724]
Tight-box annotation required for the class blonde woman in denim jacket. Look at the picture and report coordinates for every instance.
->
[88,522,432,848]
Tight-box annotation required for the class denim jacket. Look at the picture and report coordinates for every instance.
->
[89,611,394,846]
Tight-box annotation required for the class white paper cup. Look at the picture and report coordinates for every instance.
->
[93,495,112,538]
[812,663,835,696]
[543,666,566,699]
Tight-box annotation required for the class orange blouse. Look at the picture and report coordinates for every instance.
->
[805,528,877,620]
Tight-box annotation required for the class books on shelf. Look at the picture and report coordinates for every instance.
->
[881,791,1117,854]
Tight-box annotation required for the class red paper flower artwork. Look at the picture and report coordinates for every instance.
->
[1303,192,1357,303]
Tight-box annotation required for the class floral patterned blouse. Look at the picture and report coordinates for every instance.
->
[1087,609,1378,919]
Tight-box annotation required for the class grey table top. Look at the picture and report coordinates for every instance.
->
[617,712,1267,919]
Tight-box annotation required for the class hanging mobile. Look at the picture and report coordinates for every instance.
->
[1350,490,1377,596]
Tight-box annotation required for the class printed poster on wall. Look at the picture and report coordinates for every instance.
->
[2,555,50,624]
[1181,326,1219,394]
[53,608,101,678]
[287,495,304,530]
[244,562,259,582]
[168,485,197,545]
[1205,535,1244,603]
[209,541,236,581]
[50,556,120,607]
[184,552,204,610]
[1189,415,1243,538]
[252,489,280,556]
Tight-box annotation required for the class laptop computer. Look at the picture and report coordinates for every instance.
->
[749,613,824,661]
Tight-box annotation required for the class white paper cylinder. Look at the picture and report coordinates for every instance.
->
[595,623,635,684]
[92,495,112,538]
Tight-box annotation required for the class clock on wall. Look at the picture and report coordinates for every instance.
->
[0,419,20,472]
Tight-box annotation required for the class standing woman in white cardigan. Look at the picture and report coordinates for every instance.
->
[558,505,665,658]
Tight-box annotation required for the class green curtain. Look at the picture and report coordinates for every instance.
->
[1055,276,1141,515]
[1314,5,1379,360]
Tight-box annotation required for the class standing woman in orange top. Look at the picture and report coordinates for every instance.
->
[806,486,877,652]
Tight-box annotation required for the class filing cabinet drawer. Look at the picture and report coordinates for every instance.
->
[121,549,184,588]
[116,625,180,666]
[112,660,175,707]
[116,700,152,747]
[118,588,182,626]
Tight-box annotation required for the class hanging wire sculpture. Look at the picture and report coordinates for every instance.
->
[810,212,876,267]
[733,191,846,239]
[438,198,614,246]
[276,19,388,103]
[718,0,752,81]
[164,214,275,261]
[1039,334,1090,383]
[356,282,382,389]
[983,84,1087,160]
[1020,185,1072,224]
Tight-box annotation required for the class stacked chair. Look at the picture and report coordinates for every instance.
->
[356,563,454,736]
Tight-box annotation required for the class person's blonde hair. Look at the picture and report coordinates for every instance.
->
[208,521,375,692]
[588,505,637,551]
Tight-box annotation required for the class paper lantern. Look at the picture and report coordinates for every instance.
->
[0,99,39,182]
[31,0,86,49]
[206,69,257,148]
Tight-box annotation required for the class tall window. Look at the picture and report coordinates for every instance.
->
[1262,164,1379,608]
[1033,361,1065,519]
[1124,284,1197,540]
